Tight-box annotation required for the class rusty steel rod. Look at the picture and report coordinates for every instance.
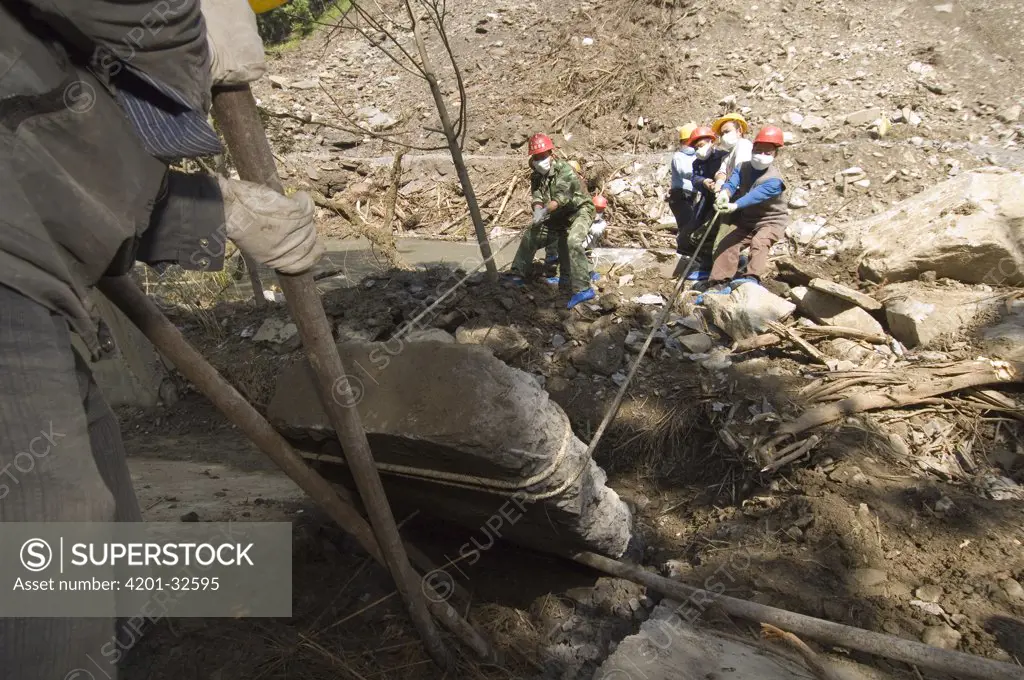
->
[98,276,494,661]
[208,84,452,669]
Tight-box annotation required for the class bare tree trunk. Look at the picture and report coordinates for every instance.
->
[406,4,498,282]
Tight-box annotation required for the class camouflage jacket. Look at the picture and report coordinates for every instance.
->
[531,159,592,217]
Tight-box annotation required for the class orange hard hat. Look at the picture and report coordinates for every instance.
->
[687,126,717,146]
[753,125,785,147]
[593,195,608,211]
[528,133,555,157]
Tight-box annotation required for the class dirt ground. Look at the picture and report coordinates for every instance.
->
[119,253,1024,680]
[116,0,1024,677]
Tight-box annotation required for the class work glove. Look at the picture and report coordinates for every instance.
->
[589,219,606,239]
[218,177,324,274]
[719,202,739,214]
[532,205,549,225]
[202,0,268,86]
[714,193,731,211]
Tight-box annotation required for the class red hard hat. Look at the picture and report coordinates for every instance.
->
[593,195,608,211]
[753,126,785,147]
[528,133,555,157]
[687,126,717,146]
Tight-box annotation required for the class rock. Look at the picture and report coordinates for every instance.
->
[934,3,953,12]
[267,75,289,89]
[325,130,362,149]
[455,323,530,361]
[1000,578,1024,602]
[624,329,647,353]
[268,342,634,559]
[775,256,831,287]
[571,328,626,376]
[922,625,961,650]
[607,178,630,196]
[845,108,883,126]
[700,348,733,371]
[785,219,828,246]
[808,278,882,311]
[782,111,804,126]
[882,283,1000,348]
[851,568,888,588]
[703,284,796,341]
[841,169,1024,286]
[981,307,1024,361]
[595,600,815,680]
[289,78,320,90]
[680,333,714,353]
[997,104,1022,124]
[551,333,567,348]
[800,115,828,132]
[823,338,873,362]
[915,585,944,603]
[253,317,300,352]
[499,296,515,311]
[403,328,456,343]
[796,88,815,103]
[788,190,809,209]
[790,287,885,336]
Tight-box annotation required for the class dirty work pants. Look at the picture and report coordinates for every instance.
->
[511,207,595,292]
[709,221,787,282]
[0,284,142,680]
[668,188,697,254]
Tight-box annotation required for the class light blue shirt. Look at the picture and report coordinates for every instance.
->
[670,147,696,193]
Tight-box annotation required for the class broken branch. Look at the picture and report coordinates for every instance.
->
[761,624,846,680]
[776,360,1023,440]
[765,321,829,366]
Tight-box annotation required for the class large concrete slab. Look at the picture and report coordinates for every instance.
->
[594,600,892,680]
[267,340,634,558]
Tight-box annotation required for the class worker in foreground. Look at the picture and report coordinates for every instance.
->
[700,125,790,299]
[508,134,597,309]
[0,1,320,677]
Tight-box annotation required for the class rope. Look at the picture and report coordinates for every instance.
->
[308,211,720,500]
[581,209,723,461]
[297,417,592,501]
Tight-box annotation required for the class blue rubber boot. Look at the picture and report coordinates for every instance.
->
[567,288,596,309]
[591,272,601,282]
[694,284,732,305]
[545,254,559,265]
[502,273,526,287]
[686,269,710,282]
[729,276,759,289]
[545,276,570,286]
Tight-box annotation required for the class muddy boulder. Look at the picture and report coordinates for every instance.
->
[267,341,634,559]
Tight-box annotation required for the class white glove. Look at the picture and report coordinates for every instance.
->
[202,0,268,86]
[532,205,549,225]
[218,177,323,274]
[714,193,731,210]
[719,202,739,214]
[589,219,606,238]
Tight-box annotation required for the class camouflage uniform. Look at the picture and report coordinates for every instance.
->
[511,159,595,292]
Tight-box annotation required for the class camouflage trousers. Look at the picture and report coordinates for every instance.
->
[511,206,594,293]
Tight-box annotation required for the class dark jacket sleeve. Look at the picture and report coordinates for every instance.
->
[7,0,212,113]
[134,171,227,272]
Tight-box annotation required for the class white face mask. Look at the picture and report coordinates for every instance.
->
[719,131,740,150]
[532,157,553,175]
[695,145,712,160]
[750,153,774,170]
